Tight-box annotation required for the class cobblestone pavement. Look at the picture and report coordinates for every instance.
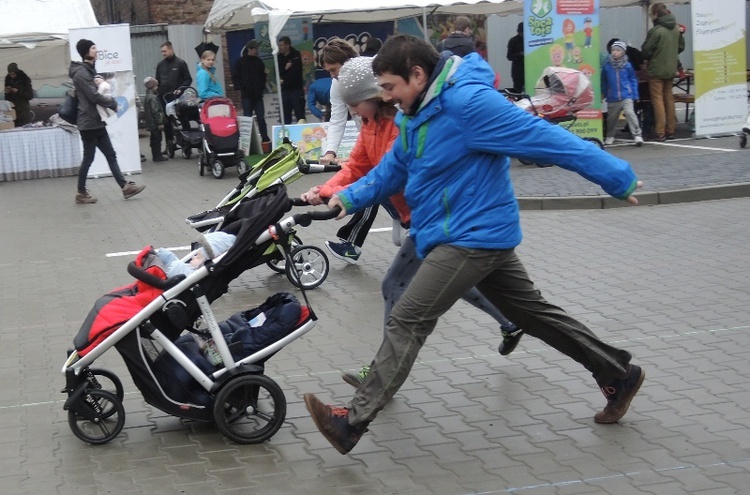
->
[1,135,748,494]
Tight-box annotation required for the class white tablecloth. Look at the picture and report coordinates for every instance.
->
[0,126,81,182]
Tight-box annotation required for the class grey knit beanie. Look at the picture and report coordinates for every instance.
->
[338,56,381,106]
[611,41,627,53]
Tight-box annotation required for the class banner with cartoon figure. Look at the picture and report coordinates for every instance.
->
[69,24,141,177]
[272,121,358,162]
[524,0,602,140]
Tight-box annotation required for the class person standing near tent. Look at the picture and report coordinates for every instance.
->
[232,39,270,142]
[306,72,332,122]
[277,36,305,124]
[641,2,684,141]
[196,50,223,100]
[303,34,645,455]
[506,22,525,93]
[4,63,33,126]
[155,41,193,154]
[70,39,145,205]
[436,16,475,57]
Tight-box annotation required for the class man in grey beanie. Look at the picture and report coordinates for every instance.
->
[69,39,145,204]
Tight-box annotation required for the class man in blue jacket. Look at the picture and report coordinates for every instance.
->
[304,34,645,455]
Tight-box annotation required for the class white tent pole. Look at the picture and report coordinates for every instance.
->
[422,8,428,41]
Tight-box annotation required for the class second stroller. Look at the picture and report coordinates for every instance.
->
[198,96,244,179]
[165,87,203,159]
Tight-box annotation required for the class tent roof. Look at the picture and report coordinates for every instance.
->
[205,0,660,33]
[0,0,98,46]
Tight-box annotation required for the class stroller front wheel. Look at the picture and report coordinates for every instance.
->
[213,374,286,444]
[266,235,303,274]
[740,134,747,148]
[182,147,192,159]
[68,389,125,445]
[286,245,329,289]
[212,160,225,179]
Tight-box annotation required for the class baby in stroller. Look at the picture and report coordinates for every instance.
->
[164,86,203,159]
[156,231,236,277]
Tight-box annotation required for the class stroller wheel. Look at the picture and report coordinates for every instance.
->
[68,389,125,445]
[584,137,604,149]
[198,159,205,176]
[167,141,176,159]
[182,147,192,159]
[740,134,747,148]
[518,158,535,165]
[266,235,303,273]
[85,368,124,418]
[213,374,286,444]
[211,160,225,179]
[286,245,329,290]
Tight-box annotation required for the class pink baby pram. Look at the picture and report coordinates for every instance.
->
[514,66,594,120]
[504,67,601,166]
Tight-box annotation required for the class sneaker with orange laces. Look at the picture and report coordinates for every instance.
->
[304,393,368,454]
[594,365,645,424]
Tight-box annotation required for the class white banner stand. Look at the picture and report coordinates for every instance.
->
[69,24,142,178]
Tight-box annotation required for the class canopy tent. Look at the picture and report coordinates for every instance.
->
[204,0,684,34]
[0,0,98,91]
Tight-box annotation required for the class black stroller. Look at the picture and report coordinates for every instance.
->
[165,87,203,159]
[61,184,338,445]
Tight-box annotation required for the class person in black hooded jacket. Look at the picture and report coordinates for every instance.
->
[4,63,34,126]
[436,16,475,57]
[232,39,269,142]
[69,39,145,204]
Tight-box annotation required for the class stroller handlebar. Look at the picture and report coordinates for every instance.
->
[127,261,186,291]
[297,162,341,174]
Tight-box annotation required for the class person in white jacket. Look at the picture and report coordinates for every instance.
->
[317,39,384,265]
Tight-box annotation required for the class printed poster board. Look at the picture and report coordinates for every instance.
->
[691,0,747,136]
[271,121,358,161]
[524,0,603,140]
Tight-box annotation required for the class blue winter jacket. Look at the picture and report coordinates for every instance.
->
[602,57,639,102]
[337,53,638,259]
[196,63,224,100]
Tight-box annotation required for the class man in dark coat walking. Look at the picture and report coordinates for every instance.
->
[232,40,269,142]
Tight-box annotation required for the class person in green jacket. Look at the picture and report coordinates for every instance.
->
[641,2,685,141]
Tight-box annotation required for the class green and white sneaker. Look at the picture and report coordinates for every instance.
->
[342,365,370,388]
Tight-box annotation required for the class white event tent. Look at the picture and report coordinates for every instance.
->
[0,0,99,91]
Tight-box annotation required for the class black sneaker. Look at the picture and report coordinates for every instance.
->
[342,365,370,388]
[498,323,523,356]
[325,240,361,265]
[594,365,645,424]
[304,393,367,454]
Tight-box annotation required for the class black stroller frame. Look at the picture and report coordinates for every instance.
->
[62,185,339,445]
[164,86,203,159]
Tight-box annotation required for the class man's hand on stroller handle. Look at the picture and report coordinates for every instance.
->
[327,195,348,219]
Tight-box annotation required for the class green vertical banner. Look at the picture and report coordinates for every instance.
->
[524,0,602,140]
[691,0,747,136]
